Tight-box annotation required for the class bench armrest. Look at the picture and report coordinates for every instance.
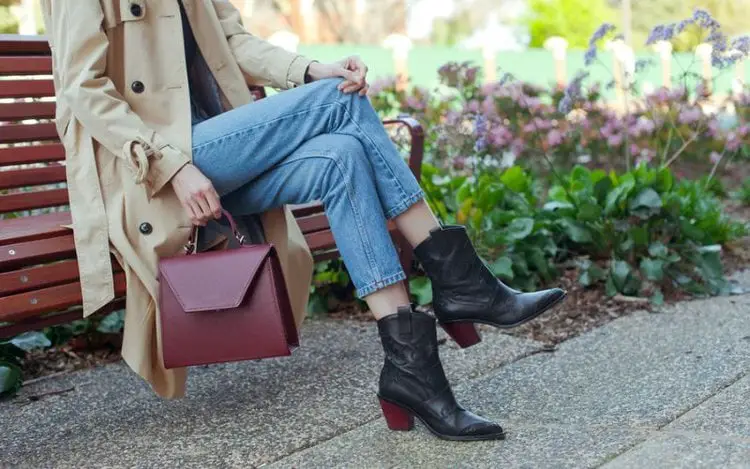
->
[382,117,425,182]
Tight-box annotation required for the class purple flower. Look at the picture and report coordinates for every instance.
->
[646,24,676,45]
[589,23,615,45]
[678,107,702,124]
[466,100,480,113]
[630,143,640,156]
[558,96,573,114]
[474,137,488,153]
[607,133,623,146]
[738,124,749,137]
[584,46,597,66]
[488,126,512,147]
[558,70,590,113]
[474,114,488,134]
[693,9,719,31]
[547,129,564,147]
[732,36,750,54]
[710,151,722,164]
[481,96,497,116]
[632,117,656,136]
[533,116,552,130]
[511,138,525,156]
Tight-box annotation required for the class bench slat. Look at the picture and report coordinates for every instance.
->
[0,211,70,245]
[0,79,55,99]
[0,35,51,56]
[0,272,126,324]
[311,250,342,263]
[0,188,68,213]
[0,299,125,339]
[296,213,330,234]
[0,258,122,296]
[0,56,52,75]
[290,201,324,217]
[0,101,56,121]
[0,122,58,144]
[0,143,65,166]
[0,165,66,190]
[0,233,75,271]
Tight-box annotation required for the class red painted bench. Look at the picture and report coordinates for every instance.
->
[0,34,424,338]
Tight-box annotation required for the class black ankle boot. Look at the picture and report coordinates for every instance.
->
[376,306,505,441]
[413,225,566,348]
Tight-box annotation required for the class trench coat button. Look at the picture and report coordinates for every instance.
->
[139,222,153,235]
[130,3,143,17]
[131,80,145,94]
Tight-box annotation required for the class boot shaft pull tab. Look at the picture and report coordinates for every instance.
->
[396,305,412,338]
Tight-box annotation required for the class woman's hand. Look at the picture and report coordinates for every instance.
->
[307,56,369,96]
[170,164,223,226]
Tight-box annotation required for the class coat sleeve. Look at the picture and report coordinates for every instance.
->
[211,0,314,90]
[43,0,190,199]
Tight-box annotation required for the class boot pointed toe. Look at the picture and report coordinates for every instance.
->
[458,417,506,440]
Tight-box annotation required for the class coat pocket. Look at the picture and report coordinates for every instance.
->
[100,0,147,29]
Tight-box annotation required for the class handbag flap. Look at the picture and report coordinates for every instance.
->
[158,244,273,312]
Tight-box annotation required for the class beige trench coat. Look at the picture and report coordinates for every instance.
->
[40,0,315,398]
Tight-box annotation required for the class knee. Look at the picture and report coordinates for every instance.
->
[321,135,368,184]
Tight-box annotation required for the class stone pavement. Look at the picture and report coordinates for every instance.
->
[2,294,749,469]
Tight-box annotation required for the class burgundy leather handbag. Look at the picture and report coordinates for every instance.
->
[157,210,299,369]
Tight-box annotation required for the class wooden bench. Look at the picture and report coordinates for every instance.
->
[0,35,424,339]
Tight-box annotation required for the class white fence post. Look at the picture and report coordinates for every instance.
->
[383,34,412,91]
[695,43,713,96]
[544,37,568,89]
[653,40,673,88]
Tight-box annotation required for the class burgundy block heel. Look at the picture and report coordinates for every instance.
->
[441,322,481,348]
[379,398,414,431]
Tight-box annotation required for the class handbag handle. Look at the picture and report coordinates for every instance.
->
[184,209,246,255]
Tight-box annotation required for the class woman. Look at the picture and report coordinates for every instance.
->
[41,0,565,441]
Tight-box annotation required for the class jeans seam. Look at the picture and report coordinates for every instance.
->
[356,271,407,298]
[384,189,425,219]
[335,101,410,202]
[327,156,384,288]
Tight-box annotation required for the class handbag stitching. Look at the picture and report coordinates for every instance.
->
[159,246,271,312]
[265,253,286,347]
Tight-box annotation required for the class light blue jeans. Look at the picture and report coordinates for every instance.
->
[191,78,425,298]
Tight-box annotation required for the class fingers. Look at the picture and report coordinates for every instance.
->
[189,184,222,226]
[337,70,358,87]
[206,188,223,220]
[186,199,204,226]
[340,81,363,94]
[353,56,368,79]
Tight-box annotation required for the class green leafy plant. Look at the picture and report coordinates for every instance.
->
[0,331,50,397]
[545,164,747,299]
[733,178,750,205]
